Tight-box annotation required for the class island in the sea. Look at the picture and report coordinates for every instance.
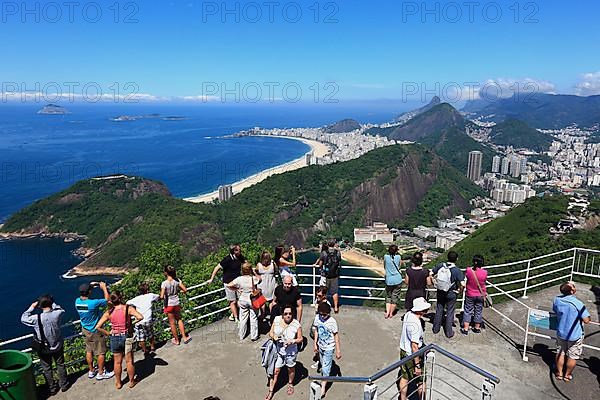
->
[37,104,70,115]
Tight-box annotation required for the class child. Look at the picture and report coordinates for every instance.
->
[313,302,341,397]
[161,265,191,345]
[311,286,331,369]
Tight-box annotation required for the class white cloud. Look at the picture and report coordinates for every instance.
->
[177,95,220,102]
[575,72,600,96]
[477,77,556,100]
[347,83,386,89]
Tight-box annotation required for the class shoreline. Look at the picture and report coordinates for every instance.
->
[183,135,331,203]
[341,248,384,277]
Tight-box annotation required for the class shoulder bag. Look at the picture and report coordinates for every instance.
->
[471,268,492,308]
[251,276,267,310]
[31,314,48,353]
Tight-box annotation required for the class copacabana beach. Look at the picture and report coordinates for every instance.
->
[184,136,331,203]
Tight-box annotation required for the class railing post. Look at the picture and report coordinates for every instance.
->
[313,263,317,302]
[570,248,577,281]
[363,383,378,399]
[482,378,496,399]
[309,381,322,400]
[521,260,531,299]
[426,350,436,400]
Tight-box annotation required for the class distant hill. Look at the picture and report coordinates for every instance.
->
[395,96,442,123]
[1,145,484,268]
[489,119,553,151]
[464,93,600,128]
[367,103,497,174]
[323,118,361,133]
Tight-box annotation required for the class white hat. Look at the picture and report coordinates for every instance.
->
[411,297,431,312]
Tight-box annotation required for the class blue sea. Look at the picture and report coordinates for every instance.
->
[0,102,398,342]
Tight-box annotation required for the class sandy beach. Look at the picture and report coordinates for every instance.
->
[342,248,385,277]
[184,136,331,203]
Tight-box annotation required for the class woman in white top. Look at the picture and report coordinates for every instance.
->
[227,262,261,341]
[267,304,303,399]
[256,251,277,320]
[274,245,298,286]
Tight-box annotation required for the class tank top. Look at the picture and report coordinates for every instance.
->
[110,306,127,335]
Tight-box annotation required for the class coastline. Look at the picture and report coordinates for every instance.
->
[184,136,331,203]
[341,248,384,277]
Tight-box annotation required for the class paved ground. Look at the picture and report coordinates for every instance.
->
[50,284,600,400]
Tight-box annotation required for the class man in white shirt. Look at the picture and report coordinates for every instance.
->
[127,282,160,356]
[398,297,430,400]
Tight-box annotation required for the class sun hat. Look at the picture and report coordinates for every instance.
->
[411,297,431,312]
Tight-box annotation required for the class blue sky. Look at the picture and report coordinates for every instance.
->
[2,0,600,104]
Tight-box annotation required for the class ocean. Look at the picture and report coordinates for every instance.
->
[0,102,396,342]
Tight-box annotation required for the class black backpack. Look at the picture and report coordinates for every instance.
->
[323,250,341,279]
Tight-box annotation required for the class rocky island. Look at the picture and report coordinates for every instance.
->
[37,104,70,115]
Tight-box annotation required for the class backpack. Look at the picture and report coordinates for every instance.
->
[435,263,453,292]
[323,250,341,279]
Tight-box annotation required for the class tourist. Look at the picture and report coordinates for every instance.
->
[75,281,114,380]
[227,262,262,341]
[404,252,431,313]
[383,244,403,319]
[461,255,488,335]
[318,240,342,313]
[209,244,245,322]
[95,291,144,389]
[553,281,592,382]
[21,295,69,394]
[310,286,330,369]
[271,275,303,322]
[313,243,329,287]
[256,251,277,320]
[274,244,298,286]
[161,265,192,345]
[430,251,464,338]
[266,304,303,399]
[398,297,430,400]
[313,302,341,398]
[126,282,160,356]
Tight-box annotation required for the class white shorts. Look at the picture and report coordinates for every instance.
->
[275,352,297,368]
[224,284,238,302]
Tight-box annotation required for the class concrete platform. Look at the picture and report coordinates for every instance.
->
[50,284,600,400]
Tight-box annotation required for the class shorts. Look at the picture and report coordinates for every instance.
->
[110,335,135,354]
[163,305,181,317]
[275,352,298,368]
[224,284,238,302]
[385,285,402,304]
[82,328,107,356]
[398,349,424,384]
[319,348,335,377]
[556,336,584,360]
[134,322,154,342]
[325,277,339,295]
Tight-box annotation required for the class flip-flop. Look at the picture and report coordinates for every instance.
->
[553,373,563,381]
[184,336,192,344]
[564,375,572,382]
[287,384,294,395]
[265,390,273,400]
[171,338,180,346]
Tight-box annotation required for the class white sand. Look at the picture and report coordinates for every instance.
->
[183,136,331,203]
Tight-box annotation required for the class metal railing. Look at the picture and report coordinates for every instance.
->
[308,343,499,400]
[2,246,599,380]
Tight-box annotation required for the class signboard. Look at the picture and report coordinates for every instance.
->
[528,309,558,330]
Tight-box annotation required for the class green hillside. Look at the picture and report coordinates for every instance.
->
[490,119,553,151]
[2,144,483,267]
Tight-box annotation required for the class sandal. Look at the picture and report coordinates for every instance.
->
[287,384,294,395]
[265,390,273,400]
[183,336,192,344]
[171,338,180,346]
[553,373,563,381]
[564,375,572,382]
[129,380,137,389]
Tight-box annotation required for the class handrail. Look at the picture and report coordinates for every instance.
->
[308,344,500,385]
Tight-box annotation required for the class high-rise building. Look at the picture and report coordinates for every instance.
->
[467,151,483,181]
[501,157,510,175]
[218,184,233,202]
[492,155,501,173]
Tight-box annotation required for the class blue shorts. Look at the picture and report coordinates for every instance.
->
[319,348,335,377]
[110,335,135,354]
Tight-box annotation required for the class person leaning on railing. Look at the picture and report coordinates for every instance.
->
[21,295,69,395]
[398,297,431,400]
[552,281,592,382]
[75,281,114,381]
[461,255,488,335]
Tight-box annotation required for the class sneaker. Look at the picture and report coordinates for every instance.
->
[472,328,482,334]
[228,314,235,321]
[96,371,115,380]
[310,362,319,369]
[88,369,97,379]
[460,328,469,336]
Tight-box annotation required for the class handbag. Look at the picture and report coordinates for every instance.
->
[471,268,493,308]
[250,276,267,310]
[31,314,48,353]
